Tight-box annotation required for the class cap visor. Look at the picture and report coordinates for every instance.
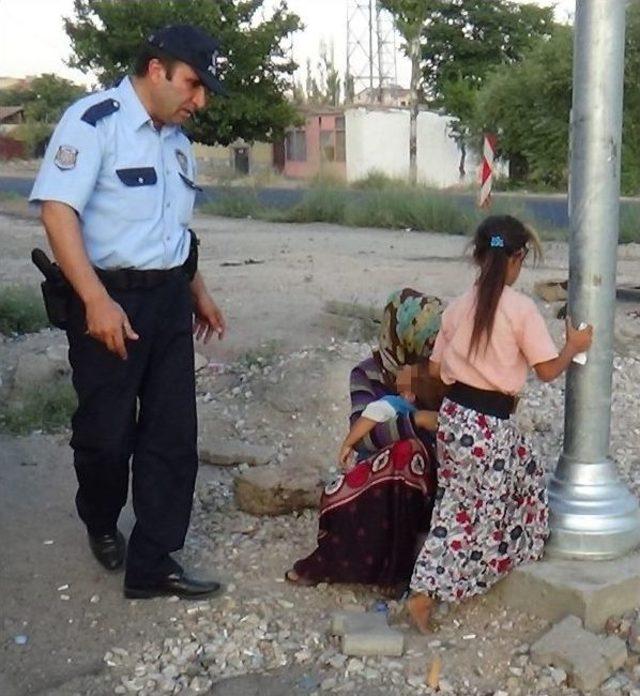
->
[197,69,227,96]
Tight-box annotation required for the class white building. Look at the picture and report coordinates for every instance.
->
[345,105,483,189]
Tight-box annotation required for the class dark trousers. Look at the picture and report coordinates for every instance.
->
[66,273,197,584]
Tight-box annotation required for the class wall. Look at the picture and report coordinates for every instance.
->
[345,107,483,189]
[193,140,273,177]
[283,112,346,181]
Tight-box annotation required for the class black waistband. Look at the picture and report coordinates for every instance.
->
[95,265,186,290]
[447,382,516,420]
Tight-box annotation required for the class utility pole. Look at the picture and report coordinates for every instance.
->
[546,0,640,559]
[408,31,420,185]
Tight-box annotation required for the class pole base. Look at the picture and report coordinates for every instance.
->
[546,457,640,560]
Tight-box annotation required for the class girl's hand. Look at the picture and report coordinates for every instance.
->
[339,444,356,471]
[565,317,593,355]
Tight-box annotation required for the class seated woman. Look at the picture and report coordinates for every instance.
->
[286,288,446,593]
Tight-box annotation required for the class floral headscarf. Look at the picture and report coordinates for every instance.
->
[375,288,443,379]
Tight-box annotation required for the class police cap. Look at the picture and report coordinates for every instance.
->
[147,25,226,96]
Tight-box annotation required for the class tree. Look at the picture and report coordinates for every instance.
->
[475,1,640,194]
[64,0,302,146]
[622,1,640,195]
[377,1,434,184]
[380,0,553,176]
[0,74,86,123]
[475,26,573,188]
[300,42,341,106]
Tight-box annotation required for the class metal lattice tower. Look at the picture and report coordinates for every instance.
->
[346,0,399,103]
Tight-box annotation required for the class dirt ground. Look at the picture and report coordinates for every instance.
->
[2,202,640,696]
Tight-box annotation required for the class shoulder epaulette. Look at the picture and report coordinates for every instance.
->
[81,98,120,127]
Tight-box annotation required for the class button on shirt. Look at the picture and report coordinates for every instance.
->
[30,77,199,270]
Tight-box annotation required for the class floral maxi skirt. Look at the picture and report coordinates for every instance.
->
[410,398,549,602]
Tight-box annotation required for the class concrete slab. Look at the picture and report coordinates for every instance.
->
[330,610,388,636]
[530,615,627,691]
[342,628,405,657]
[493,552,640,631]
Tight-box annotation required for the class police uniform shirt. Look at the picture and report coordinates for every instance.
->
[30,76,199,271]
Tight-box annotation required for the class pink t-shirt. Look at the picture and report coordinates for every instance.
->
[432,286,559,395]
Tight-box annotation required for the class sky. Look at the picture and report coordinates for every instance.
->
[0,0,575,89]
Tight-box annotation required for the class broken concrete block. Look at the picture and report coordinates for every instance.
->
[494,551,640,630]
[234,461,323,515]
[531,615,627,691]
[199,439,275,467]
[628,619,640,654]
[331,610,387,636]
[12,349,70,394]
[534,279,567,303]
[342,627,404,657]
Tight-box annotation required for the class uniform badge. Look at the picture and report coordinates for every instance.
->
[54,145,78,170]
[175,149,189,176]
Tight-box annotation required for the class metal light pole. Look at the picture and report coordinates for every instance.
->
[546,0,640,559]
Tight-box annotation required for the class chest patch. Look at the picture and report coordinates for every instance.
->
[54,145,78,170]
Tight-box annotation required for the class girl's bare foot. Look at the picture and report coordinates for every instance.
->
[407,592,435,634]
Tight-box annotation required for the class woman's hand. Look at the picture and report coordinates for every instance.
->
[339,444,356,471]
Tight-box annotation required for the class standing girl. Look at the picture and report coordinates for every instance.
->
[407,215,593,632]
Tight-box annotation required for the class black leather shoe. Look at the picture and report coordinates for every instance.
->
[124,571,223,600]
[88,530,126,571]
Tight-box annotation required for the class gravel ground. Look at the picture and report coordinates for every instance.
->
[2,207,640,695]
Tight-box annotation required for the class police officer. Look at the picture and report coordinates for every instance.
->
[30,25,227,599]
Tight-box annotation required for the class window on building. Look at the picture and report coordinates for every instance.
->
[285,129,307,161]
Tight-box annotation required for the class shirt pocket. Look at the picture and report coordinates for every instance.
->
[115,167,158,221]
[177,172,200,225]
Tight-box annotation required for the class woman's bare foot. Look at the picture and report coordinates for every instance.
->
[407,592,435,634]
[284,569,317,587]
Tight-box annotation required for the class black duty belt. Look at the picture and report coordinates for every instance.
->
[448,382,517,420]
[95,265,186,290]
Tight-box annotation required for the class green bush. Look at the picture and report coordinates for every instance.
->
[12,122,54,158]
[351,170,398,190]
[0,191,24,202]
[1,379,76,435]
[201,183,640,244]
[346,187,469,235]
[620,205,640,244]
[0,285,49,335]
[290,187,350,225]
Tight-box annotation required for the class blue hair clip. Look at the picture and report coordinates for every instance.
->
[490,235,505,248]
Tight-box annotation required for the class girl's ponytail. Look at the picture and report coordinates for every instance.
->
[469,215,541,357]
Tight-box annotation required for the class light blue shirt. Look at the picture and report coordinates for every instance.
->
[30,77,198,270]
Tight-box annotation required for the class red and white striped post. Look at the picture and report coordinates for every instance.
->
[479,133,497,208]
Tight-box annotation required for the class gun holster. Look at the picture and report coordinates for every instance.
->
[31,249,72,330]
[183,228,199,281]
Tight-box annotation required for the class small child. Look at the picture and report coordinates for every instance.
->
[339,390,438,469]
[407,214,593,633]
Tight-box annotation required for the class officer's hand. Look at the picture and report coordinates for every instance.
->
[85,294,139,360]
[192,290,226,343]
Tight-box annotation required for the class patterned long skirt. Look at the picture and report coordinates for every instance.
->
[410,398,548,602]
[293,438,437,588]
